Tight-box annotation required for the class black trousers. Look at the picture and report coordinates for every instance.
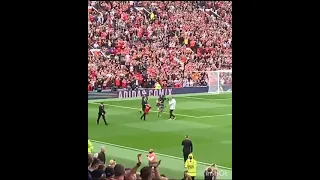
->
[170,109,175,119]
[97,113,107,124]
[183,151,190,162]
[140,105,147,120]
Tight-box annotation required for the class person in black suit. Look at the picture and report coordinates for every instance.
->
[97,102,108,125]
[181,135,193,162]
[97,146,106,164]
[140,95,148,121]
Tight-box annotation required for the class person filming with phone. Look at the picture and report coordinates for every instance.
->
[147,149,158,167]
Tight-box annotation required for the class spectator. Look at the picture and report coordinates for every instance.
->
[113,164,126,180]
[160,174,168,180]
[140,160,161,180]
[140,166,152,180]
[108,159,116,168]
[89,158,102,179]
[182,170,193,180]
[88,154,94,180]
[88,3,232,179]
[92,164,106,179]
[204,164,218,180]
[88,1,232,90]
[98,146,106,164]
[124,154,143,180]
[88,154,93,167]
[105,166,115,180]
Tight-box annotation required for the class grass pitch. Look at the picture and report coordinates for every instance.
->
[88,93,232,179]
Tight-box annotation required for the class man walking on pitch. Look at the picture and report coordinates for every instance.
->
[182,135,193,162]
[97,102,108,125]
[140,95,149,121]
[156,95,166,117]
[140,95,148,113]
[168,96,176,120]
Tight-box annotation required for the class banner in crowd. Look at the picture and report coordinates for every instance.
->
[117,87,208,99]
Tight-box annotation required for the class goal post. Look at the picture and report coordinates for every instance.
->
[208,70,232,94]
[191,70,232,94]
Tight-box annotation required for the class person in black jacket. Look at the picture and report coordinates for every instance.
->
[181,135,193,162]
[140,95,148,121]
[97,146,106,165]
[97,102,108,125]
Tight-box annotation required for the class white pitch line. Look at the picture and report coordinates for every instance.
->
[88,102,232,118]
[91,139,232,170]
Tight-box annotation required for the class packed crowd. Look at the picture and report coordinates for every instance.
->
[88,145,220,180]
[88,1,232,91]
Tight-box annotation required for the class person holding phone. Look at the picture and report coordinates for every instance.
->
[147,149,158,167]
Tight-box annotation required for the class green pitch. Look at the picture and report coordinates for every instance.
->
[88,93,232,179]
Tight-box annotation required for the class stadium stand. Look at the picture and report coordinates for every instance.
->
[88,1,232,92]
[88,1,231,178]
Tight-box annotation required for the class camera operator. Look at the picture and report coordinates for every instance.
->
[156,95,166,117]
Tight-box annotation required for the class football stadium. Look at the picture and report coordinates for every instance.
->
[88,1,232,180]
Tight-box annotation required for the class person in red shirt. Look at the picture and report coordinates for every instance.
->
[122,79,127,88]
[115,78,121,87]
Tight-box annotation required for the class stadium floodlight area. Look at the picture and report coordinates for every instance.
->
[192,70,232,94]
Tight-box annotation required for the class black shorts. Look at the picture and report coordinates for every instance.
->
[142,105,146,111]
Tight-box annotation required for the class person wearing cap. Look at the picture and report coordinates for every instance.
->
[147,149,158,167]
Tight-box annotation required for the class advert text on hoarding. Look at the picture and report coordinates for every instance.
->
[118,88,172,99]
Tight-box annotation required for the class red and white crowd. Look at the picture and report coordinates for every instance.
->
[88,1,232,91]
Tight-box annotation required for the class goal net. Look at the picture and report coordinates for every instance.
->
[190,70,232,94]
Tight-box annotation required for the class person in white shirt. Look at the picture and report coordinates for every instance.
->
[168,96,176,120]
